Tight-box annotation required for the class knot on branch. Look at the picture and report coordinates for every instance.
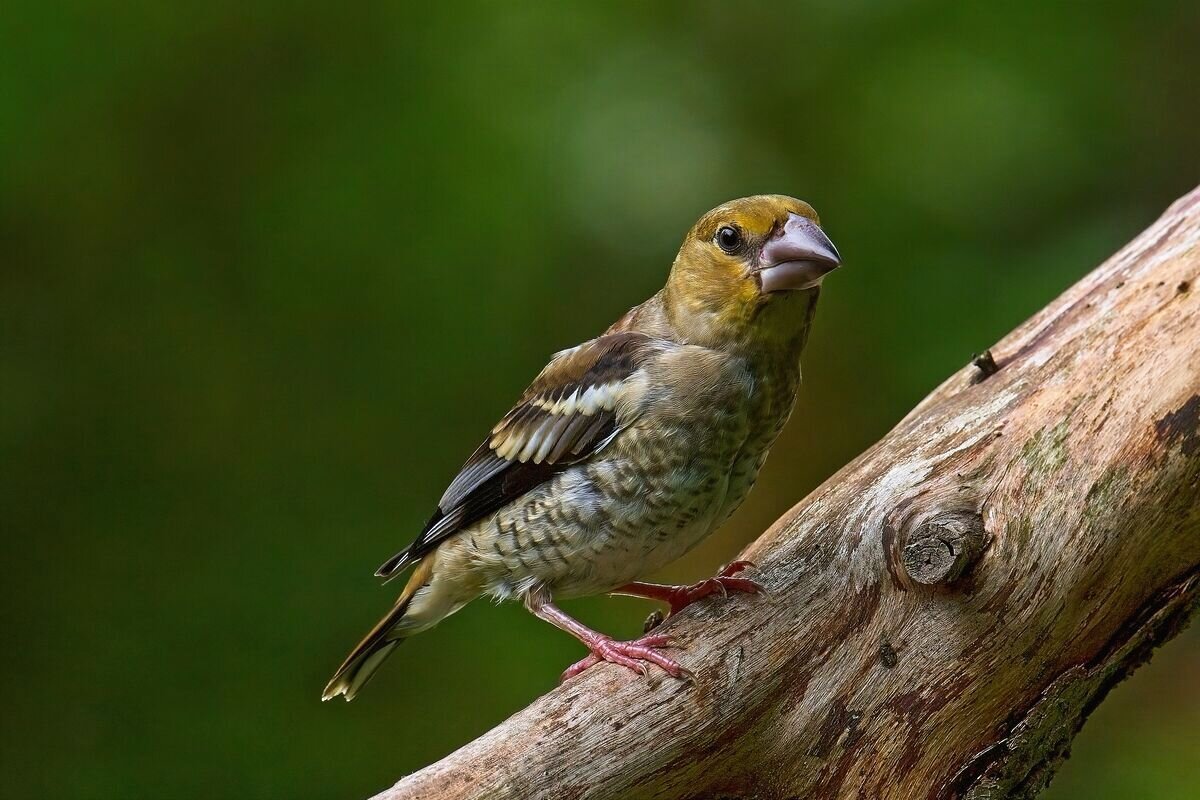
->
[900,511,988,586]
[884,503,990,590]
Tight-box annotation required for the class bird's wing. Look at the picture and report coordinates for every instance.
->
[375,331,662,579]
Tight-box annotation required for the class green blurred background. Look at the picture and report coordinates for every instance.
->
[3,2,1198,797]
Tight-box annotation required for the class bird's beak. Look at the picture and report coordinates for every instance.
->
[756,213,842,293]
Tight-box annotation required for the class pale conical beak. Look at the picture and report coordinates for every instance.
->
[756,213,842,293]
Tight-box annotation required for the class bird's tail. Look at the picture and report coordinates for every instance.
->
[322,556,436,702]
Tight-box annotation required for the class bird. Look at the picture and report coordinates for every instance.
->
[323,195,842,700]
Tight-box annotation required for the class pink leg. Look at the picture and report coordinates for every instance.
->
[524,591,687,682]
[613,560,762,616]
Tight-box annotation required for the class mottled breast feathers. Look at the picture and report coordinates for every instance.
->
[375,332,660,579]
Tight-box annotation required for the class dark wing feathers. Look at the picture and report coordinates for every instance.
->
[437,442,508,512]
[375,332,657,579]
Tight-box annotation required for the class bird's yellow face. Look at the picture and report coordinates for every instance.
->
[664,195,842,347]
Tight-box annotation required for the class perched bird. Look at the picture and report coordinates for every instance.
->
[323,195,841,700]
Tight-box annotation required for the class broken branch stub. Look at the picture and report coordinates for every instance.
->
[900,511,989,586]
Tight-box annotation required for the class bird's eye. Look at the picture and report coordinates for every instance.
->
[716,225,742,253]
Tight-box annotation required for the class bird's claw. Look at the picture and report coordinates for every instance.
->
[666,560,762,615]
[560,634,685,682]
[719,559,756,578]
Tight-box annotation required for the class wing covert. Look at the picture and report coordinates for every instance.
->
[375,332,660,579]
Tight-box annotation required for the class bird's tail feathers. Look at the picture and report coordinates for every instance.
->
[322,555,433,701]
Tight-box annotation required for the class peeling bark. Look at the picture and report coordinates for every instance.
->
[371,188,1200,800]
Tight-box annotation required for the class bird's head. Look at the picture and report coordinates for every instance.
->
[662,195,841,349]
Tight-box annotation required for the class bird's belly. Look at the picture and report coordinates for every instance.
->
[584,466,734,591]
[457,436,742,601]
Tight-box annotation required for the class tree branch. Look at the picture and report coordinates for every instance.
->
[372,188,1200,800]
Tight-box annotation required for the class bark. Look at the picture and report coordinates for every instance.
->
[373,188,1200,800]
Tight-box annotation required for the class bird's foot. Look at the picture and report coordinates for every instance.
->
[664,560,762,615]
[561,633,686,682]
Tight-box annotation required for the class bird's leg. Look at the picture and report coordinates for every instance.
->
[612,560,762,616]
[523,590,686,682]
